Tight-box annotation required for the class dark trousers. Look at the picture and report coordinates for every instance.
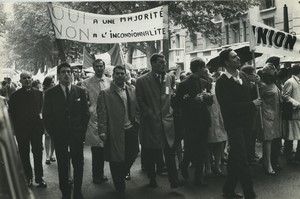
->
[141,146,165,172]
[55,138,84,197]
[181,129,208,182]
[16,132,43,181]
[91,146,104,179]
[110,127,139,192]
[271,138,281,165]
[285,140,300,161]
[223,128,255,197]
[144,142,178,184]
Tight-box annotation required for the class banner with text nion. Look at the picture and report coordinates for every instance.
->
[249,20,300,57]
[48,4,169,44]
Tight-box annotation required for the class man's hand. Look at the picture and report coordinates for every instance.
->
[253,98,262,106]
[99,133,107,141]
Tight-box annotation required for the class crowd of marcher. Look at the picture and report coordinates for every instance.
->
[2,48,300,199]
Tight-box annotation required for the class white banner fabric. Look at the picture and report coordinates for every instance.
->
[249,20,300,57]
[48,4,169,44]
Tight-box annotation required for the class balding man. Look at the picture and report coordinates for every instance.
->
[8,71,46,188]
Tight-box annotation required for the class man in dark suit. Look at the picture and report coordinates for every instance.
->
[136,53,180,189]
[174,57,213,186]
[8,71,47,188]
[215,48,261,199]
[43,63,89,199]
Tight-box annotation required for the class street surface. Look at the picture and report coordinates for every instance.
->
[31,143,300,199]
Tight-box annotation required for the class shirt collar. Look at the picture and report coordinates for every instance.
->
[60,84,71,92]
[224,70,243,85]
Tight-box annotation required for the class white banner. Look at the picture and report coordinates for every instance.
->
[249,20,300,57]
[48,4,169,43]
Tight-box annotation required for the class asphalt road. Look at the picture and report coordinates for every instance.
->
[31,142,300,199]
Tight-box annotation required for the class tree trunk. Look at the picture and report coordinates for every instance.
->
[126,44,134,64]
[145,41,157,69]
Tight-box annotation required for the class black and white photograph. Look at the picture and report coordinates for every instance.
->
[1,0,300,198]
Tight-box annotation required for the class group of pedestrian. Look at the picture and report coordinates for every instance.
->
[8,48,300,199]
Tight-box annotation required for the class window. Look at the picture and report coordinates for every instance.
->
[225,25,229,44]
[231,23,240,43]
[263,17,275,28]
[260,0,275,10]
[243,21,247,42]
[176,34,180,48]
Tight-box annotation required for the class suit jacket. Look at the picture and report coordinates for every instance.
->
[97,82,139,162]
[8,87,44,135]
[174,75,213,131]
[82,75,111,147]
[42,84,90,142]
[215,72,256,131]
[136,71,175,148]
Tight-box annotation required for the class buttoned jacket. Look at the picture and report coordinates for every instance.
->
[136,71,175,148]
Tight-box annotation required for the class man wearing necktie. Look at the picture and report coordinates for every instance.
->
[8,71,46,188]
[215,48,261,199]
[81,59,111,184]
[43,63,89,199]
[136,53,180,189]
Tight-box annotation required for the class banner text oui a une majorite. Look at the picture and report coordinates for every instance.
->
[49,5,169,43]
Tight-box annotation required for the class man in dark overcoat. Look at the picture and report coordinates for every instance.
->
[174,57,213,186]
[9,71,46,188]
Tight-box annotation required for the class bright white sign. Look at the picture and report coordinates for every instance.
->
[249,20,300,57]
[48,4,169,43]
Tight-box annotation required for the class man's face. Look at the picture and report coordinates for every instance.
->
[226,51,241,69]
[20,72,32,88]
[58,66,72,86]
[93,61,105,78]
[198,66,209,79]
[152,56,167,74]
[113,68,126,86]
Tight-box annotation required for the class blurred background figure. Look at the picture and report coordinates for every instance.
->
[43,76,56,165]
[205,70,228,176]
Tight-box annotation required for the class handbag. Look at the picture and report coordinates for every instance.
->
[281,101,293,120]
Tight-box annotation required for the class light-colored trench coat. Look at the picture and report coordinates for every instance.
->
[136,71,175,149]
[283,75,300,140]
[97,82,139,162]
[82,75,111,147]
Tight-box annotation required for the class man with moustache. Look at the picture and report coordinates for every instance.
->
[43,63,89,199]
[97,65,139,194]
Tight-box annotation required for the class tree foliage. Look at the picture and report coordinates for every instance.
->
[0,3,7,36]
[4,3,56,72]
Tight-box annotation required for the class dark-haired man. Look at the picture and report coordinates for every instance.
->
[97,65,139,194]
[216,49,261,199]
[136,53,180,188]
[174,57,213,186]
[43,63,89,199]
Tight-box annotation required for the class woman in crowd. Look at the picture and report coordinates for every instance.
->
[259,63,282,175]
[205,70,228,176]
[42,76,56,165]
